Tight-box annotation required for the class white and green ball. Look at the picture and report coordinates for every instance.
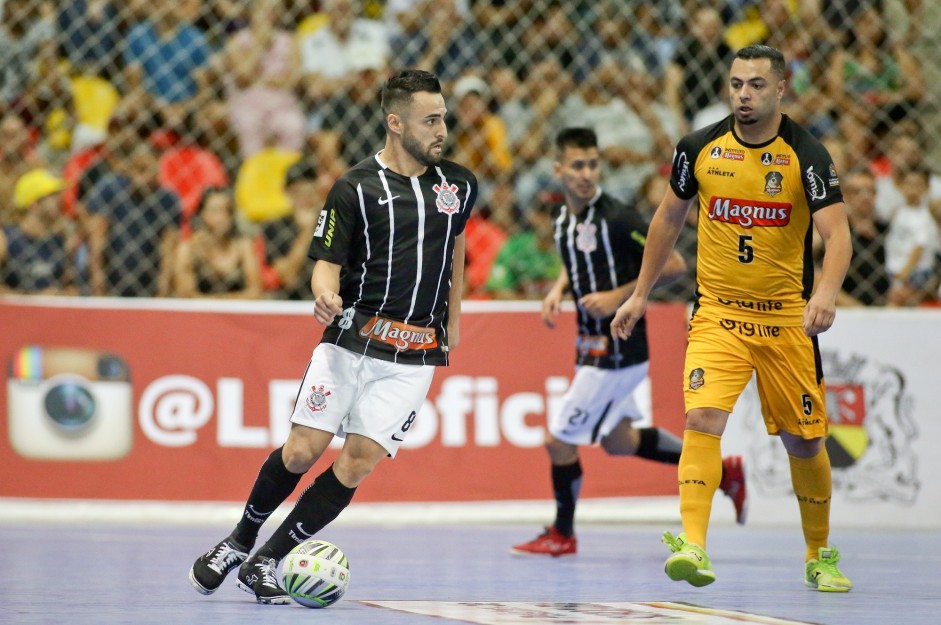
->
[280,539,350,608]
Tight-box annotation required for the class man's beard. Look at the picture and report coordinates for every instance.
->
[402,131,442,166]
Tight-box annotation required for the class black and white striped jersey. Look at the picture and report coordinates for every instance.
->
[309,153,477,366]
[554,189,649,369]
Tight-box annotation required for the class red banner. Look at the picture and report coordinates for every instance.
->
[0,298,687,503]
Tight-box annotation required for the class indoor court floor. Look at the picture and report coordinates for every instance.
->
[2,521,936,625]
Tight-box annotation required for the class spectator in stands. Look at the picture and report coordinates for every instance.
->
[309,49,388,173]
[84,141,181,297]
[0,112,43,226]
[383,0,469,39]
[872,131,941,222]
[158,112,229,237]
[884,166,940,306]
[174,186,262,299]
[582,1,671,81]
[838,169,889,306]
[389,0,471,82]
[665,7,732,126]
[448,74,513,187]
[122,4,213,131]
[0,169,77,294]
[261,160,324,301]
[503,57,576,209]
[0,0,56,113]
[56,1,122,79]
[463,179,520,299]
[219,0,304,159]
[299,0,390,103]
[485,193,561,300]
[562,60,678,203]
[517,2,585,80]
[831,4,924,160]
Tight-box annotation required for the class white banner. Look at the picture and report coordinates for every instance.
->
[723,309,941,528]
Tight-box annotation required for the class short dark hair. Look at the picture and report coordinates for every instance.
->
[734,45,787,79]
[196,186,231,216]
[380,69,442,124]
[555,127,598,153]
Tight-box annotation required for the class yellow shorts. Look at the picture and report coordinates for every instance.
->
[683,315,828,439]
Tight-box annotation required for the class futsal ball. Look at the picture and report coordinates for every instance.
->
[280,539,350,608]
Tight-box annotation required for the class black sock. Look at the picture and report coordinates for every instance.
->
[636,427,683,464]
[551,461,582,537]
[231,447,304,549]
[255,464,357,561]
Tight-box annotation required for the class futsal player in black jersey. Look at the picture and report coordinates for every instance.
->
[189,69,477,604]
[511,128,746,557]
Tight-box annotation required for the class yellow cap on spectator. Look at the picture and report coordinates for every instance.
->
[14,169,66,209]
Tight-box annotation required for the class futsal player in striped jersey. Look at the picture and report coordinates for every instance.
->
[511,128,747,559]
[189,69,477,604]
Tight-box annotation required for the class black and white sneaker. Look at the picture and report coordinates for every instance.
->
[236,555,291,605]
[189,537,249,595]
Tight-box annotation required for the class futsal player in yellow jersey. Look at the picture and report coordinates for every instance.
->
[612,45,853,592]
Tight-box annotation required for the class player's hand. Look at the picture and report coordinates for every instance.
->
[541,288,564,328]
[579,290,622,320]
[802,293,836,336]
[313,292,343,325]
[611,295,647,340]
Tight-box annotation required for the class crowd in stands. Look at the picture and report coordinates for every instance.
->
[1,0,939,306]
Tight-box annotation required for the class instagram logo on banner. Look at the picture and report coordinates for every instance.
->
[8,346,133,460]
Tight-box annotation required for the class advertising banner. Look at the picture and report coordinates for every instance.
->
[0,298,688,504]
[722,309,941,529]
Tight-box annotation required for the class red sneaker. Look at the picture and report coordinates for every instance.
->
[719,455,748,525]
[510,526,577,557]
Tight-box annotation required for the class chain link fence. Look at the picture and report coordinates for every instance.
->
[1,0,939,303]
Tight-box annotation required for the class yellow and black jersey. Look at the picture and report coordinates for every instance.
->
[669,114,842,326]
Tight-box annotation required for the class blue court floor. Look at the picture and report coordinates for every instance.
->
[2,521,936,625]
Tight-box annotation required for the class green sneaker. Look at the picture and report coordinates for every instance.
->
[805,546,853,592]
[662,531,716,587]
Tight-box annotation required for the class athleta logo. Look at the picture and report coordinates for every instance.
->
[306,385,331,412]
[433,182,460,215]
[707,196,791,228]
[359,316,438,351]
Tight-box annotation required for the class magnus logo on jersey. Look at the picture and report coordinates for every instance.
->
[707,196,792,228]
[433,182,461,215]
[359,316,438,351]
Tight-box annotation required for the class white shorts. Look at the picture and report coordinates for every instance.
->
[290,343,435,457]
[549,362,650,445]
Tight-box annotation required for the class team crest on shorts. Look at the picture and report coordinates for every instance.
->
[688,368,705,390]
[306,385,331,412]
[433,182,461,215]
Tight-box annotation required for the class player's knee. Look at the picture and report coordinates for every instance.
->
[333,454,378,487]
[281,438,321,473]
[545,436,578,464]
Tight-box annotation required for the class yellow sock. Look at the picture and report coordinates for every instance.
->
[788,446,832,561]
[678,429,722,548]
